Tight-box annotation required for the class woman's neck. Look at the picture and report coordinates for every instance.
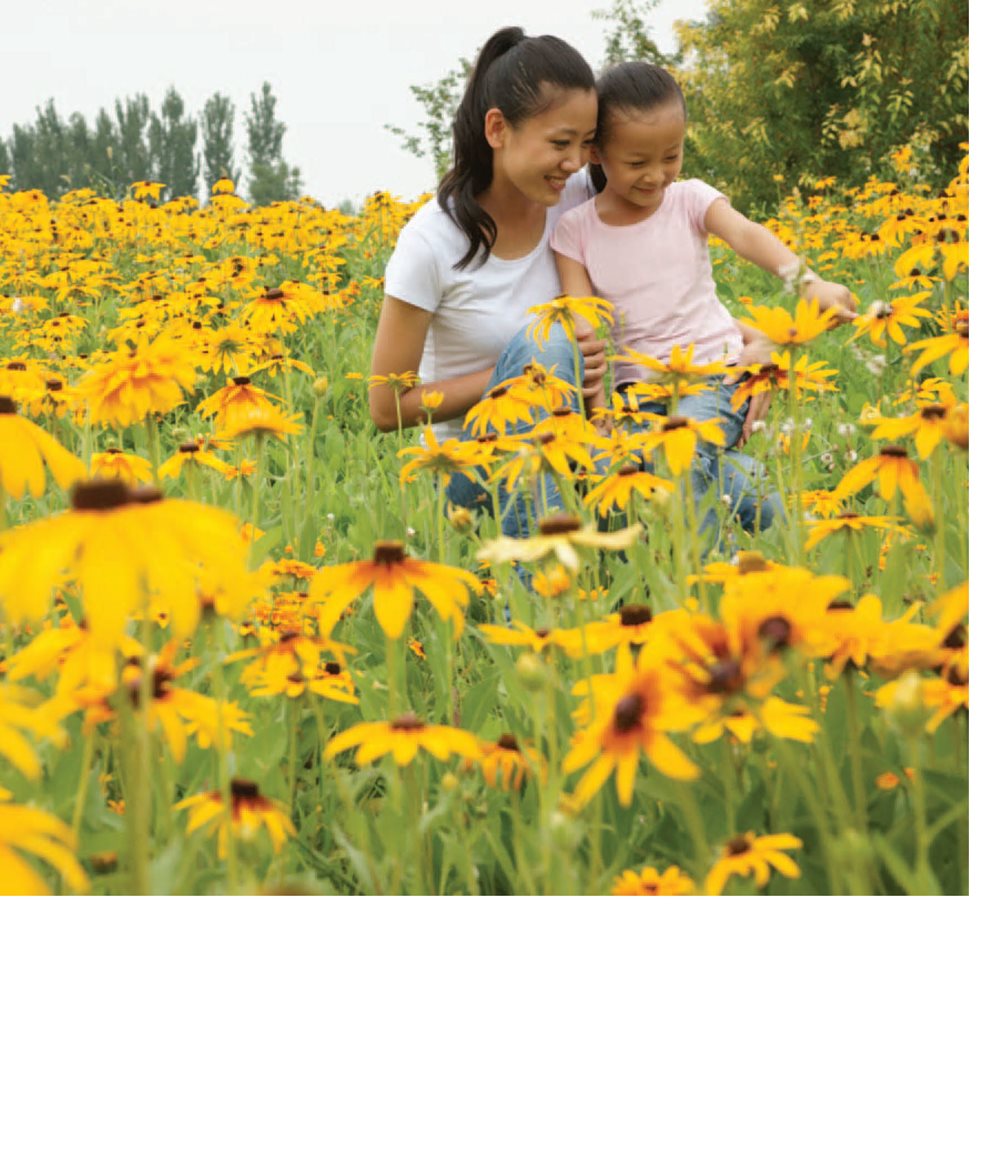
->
[477,175,548,260]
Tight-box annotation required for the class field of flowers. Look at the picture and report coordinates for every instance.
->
[0,150,968,896]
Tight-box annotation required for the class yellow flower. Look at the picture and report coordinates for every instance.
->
[633,415,726,476]
[0,396,85,498]
[526,295,614,346]
[242,282,314,334]
[0,799,89,894]
[861,382,964,460]
[611,343,725,397]
[310,541,480,640]
[0,683,67,779]
[836,446,934,529]
[739,298,841,347]
[478,733,545,792]
[77,334,198,427]
[611,865,695,895]
[582,464,674,517]
[852,293,933,348]
[398,429,489,486]
[704,831,803,896]
[90,447,154,486]
[215,398,303,442]
[175,779,295,859]
[905,304,968,377]
[804,510,906,551]
[159,439,232,479]
[0,480,252,646]
[324,713,482,766]
[464,380,537,437]
[730,352,839,408]
[478,513,642,574]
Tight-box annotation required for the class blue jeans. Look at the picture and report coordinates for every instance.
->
[446,323,585,539]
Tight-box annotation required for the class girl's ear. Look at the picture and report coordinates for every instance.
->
[484,108,507,149]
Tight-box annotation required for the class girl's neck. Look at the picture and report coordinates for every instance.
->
[594,186,665,226]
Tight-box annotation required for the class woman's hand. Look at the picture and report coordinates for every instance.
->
[575,324,607,392]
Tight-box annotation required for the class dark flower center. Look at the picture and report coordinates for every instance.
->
[5,361,27,372]
[954,318,969,338]
[921,405,947,420]
[661,417,688,431]
[488,386,509,400]
[725,835,752,856]
[836,512,859,521]
[45,379,63,392]
[880,445,908,458]
[233,376,251,386]
[129,485,163,505]
[874,304,893,319]
[613,693,645,734]
[737,551,768,574]
[706,660,743,694]
[230,778,261,801]
[620,603,652,627]
[943,625,966,650]
[758,616,792,650]
[323,661,342,675]
[263,287,285,301]
[497,733,519,751]
[391,713,424,731]
[179,440,200,453]
[552,408,573,419]
[72,479,131,511]
[827,599,855,611]
[0,395,17,415]
[373,540,406,566]
[538,514,581,536]
[617,464,640,478]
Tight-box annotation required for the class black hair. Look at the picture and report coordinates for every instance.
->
[588,61,687,194]
[438,26,594,270]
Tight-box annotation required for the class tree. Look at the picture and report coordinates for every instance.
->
[0,137,10,178]
[591,0,672,68]
[65,112,93,190]
[89,108,121,196]
[148,87,199,199]
[200,92,240,194]
[113,95,151,191]
[244,82,302,205]
[667,0,969,211]
[384,58,472,182]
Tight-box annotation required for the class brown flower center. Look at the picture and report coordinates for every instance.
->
[943,625,966,650]
[617,464,640,478]
[706,660,743,694]
[0,395,17,415]
[725,835,752,856]
[827,599,855,611]
[323,661,342,675]
[661,416,688,431]
[737,551,768,574]
[758,616,792,650]
[5,361,27,372]
[45,379,63,392]
[921,405,947,420]
[613,693,645,734]
[263,287,285,301]
[391,713,424,731]
[179,440,200,453]
[233,376,251,386]
[954,318,969,338]
[72,479,131,511]
[129,485,164,505]
[619,603,652,627]
[230,778,261,801]
[880,445,908,458]
[538,514,581,536]
[497,733,520,751]
[373,540,406,566]
[552,407,573,419]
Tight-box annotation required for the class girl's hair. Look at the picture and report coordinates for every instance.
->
[438,26,594,270]
[588,61,686,194]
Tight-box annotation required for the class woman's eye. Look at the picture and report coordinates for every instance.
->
[551,140,570,149]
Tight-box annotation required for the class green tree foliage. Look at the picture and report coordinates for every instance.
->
[200,92,241,192]
[596,0,968,211]
[147,87,199,199]
[245,82,303,205]
[384,58,472,182]
[113,95,152,190]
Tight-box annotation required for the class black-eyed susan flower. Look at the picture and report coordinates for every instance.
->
[704,831,803,896]
[310,541,480,640]
[90,446,154,486]
[852,293,933,348]
[836,445,934,529]
[0,480,252,646]
[398,429,490,487]
[611,865,695,895]
[905,303,969,377]
[582,464,674,517]
[76,333,197,427]
[324,713,482,767]
[0,683,67,779]
[464,381,537,438]
[0,396,85,498]
[242,282,313,334]
[526,295,614,346]
[159,439,231,480]
[730,352,839,407]
[739,298,841,347]
[804,510,906,551]
[0,796,89,895]
[175,779,295,858]
[478,513,642,574]
[215,398,303,442]
[860,382,965,459]
[633,415,726,477]
[478,733,544,792]
[478,621,575,656]
[196,375,282,427]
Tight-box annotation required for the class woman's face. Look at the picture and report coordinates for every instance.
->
[487,86,598,206]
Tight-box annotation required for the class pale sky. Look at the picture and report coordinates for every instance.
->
[4,0,707,207]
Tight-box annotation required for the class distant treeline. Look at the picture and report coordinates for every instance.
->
[0,82,302,205]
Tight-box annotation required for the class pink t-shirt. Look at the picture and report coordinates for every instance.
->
[551,178,743,388]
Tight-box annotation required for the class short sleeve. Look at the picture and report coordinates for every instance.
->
[551,205,587,265]
[679,178,730,234]
[384,221,442,313]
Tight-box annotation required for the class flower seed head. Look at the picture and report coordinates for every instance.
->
[538,514,581,536]
[373,540,406,566]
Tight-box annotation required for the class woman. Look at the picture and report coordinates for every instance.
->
[369,27,604,535]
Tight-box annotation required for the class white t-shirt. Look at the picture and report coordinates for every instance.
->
[383,170,594,440]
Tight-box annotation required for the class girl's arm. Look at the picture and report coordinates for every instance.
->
[705,199,858,320]
[369,295,493,432]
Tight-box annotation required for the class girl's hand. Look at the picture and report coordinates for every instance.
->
[804,277,858,324]
[737,391,772,449]
[575,325,608,392]
[724,336,774,382]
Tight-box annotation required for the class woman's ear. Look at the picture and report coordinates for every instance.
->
[484,108,507,149]
[588,143,602,166]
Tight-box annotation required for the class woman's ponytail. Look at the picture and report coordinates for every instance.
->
[438,27,594,270]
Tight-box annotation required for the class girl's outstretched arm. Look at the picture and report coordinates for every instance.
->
[369,295,493,432]
[704,198,858,321]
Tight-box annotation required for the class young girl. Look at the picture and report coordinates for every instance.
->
[551,61,857,534]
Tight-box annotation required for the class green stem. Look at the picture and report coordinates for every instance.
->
[843,670,867,831]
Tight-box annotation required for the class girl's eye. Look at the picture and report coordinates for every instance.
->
[630,162,646,169]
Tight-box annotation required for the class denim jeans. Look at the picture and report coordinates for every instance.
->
[446,322,585,539]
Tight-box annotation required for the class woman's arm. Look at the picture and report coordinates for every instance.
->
[368,295,493,432]
[704,199,857,320]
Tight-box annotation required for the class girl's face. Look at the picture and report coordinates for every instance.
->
[486,87,598,206]
[592,101,686,210]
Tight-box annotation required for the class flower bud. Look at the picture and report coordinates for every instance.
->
[885,671,926,734]
[313,376,329,397]
[447,504,474,533]
[515,652,548,691]
[440,772,460,793]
